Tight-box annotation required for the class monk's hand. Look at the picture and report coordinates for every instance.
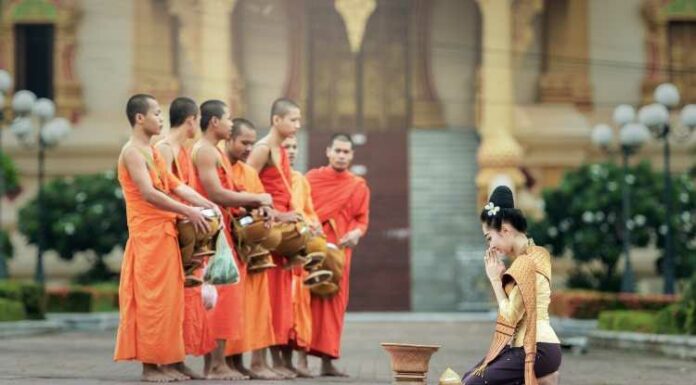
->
[259,206,274,228]
[256,193,273,208]
[484,248,505,282]
[275,211,302,223]
[187,207,211,234]
[310,223,323,236]
[209,203,223,222]
[339,229,362,248]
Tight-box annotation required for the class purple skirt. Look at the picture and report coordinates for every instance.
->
[461,343,561,385]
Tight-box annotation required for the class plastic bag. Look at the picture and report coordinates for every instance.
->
[201,283,218,310]
[203,233,240,285]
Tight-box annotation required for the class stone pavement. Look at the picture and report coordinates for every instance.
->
[1,318,694,385]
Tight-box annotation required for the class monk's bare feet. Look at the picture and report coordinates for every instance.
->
[249,365,285,380]
[174,362,204,380]
[294,366,315,378]
[142,364,175,383]
[321,360,349,377]
[206,364,249,381]
[271,365,298,379]
[160,365,190,381]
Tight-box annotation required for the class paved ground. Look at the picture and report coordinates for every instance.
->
[1,319,694,385]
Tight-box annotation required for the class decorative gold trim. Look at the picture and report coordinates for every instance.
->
[0,0,85,121]
[334,0,377,54]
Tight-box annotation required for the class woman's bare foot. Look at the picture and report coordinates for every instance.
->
[538,371,560,385]
[159,365,190,381]
[142,364,175,383]
[174,362,204,380]
[321,359,349,377]
[205,364,250,380]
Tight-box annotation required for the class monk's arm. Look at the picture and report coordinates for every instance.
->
[122,147,199,217]
[349,184,371,234]
[156,142,175,173]
[195,146,271,208]
[172,183,218,212]
[246,144,270,173]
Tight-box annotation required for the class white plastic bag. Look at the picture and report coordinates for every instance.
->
[201,283,218,310]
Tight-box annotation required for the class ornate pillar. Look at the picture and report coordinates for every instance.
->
[475,0,525,204]
[168,0,241,111]
[641,0,696,105]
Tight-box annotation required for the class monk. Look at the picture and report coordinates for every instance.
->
[154,96,215,379]
[282,135,321,378]
[222,117,283,380]
[114,94,218,383]
[246,98,303,378]
[306,133,370,377]
[190,99,273,380]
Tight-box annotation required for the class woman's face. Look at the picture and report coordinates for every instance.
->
[481,223,514,256]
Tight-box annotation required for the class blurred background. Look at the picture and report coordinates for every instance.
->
[0,0,694,318]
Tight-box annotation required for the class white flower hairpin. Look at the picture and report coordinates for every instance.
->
[484,202,500,217]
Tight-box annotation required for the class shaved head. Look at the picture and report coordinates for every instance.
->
[270,98,300,125]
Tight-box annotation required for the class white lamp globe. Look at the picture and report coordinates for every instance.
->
[679,104,696,129]
[613,104,635,126]
[638,103,669,129]
[12,90,37,114]
[620,123,650,148]
[32,98,55,120]
[654,83,680,108]
[591,124,613,147]
[0,70,12,93]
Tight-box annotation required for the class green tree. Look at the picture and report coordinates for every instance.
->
[17,171,127,283]
[529,162,696,292]
[0,151,20,278]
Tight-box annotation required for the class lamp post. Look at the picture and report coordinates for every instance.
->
[638,84,696,295]
[592,105,649,293]
[0,69,13,279]
[10,90,71,285]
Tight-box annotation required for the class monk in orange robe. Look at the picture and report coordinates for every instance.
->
[155,97,215,379]
[220,117,284,380]
[306,133,370,377]
[283,135,321,378]
[189,100,273,380]
[246,98,303,378]
[114,94,219,383]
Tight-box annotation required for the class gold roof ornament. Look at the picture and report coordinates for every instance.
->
[334,0,377,54]
[439,367,462,385]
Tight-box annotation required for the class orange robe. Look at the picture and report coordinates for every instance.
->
[289,170,318,351]
[258,147,294,345]
[162,144,216,357]
[190,144,245,347]
[224,161,276,355]
[114,147,185,364]
[306,166,370,358]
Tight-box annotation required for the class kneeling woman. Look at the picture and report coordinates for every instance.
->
[462,186,561,385]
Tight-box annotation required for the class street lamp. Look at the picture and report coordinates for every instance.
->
[592,104,649,293]
[638,83,696,295]
[10,90,71,284]
[0,69,13,279]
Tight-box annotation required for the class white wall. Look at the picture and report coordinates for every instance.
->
[589,0,645,107]
[76,0,134,117]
